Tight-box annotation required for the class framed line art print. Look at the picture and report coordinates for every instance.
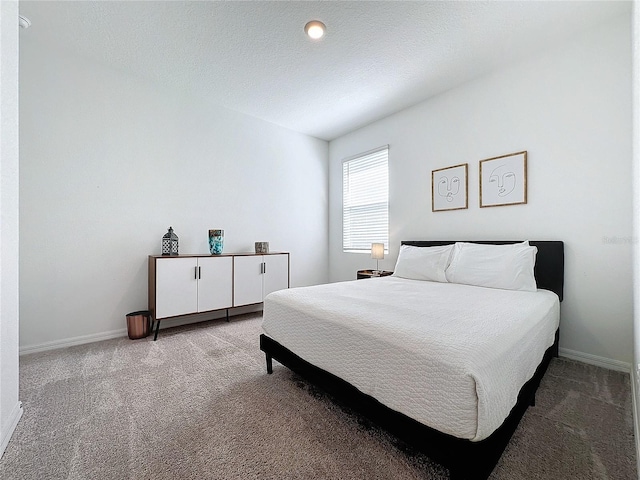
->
[432,163,468,212]
[479,151,527,208]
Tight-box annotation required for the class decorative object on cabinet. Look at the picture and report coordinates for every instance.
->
[432,163,468,212]
[255,242,269,254]
[480,151,527,208]
[162,227,179,256]
[149,252,289,340]
[209,229,224,255]
[371,243,384,275]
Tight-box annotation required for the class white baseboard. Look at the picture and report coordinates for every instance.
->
[0,401,23,459]
[559,347,632,373]
[19,328,128,355]
[19,305,263,355]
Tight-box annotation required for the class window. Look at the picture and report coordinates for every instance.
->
[342,145,389,253]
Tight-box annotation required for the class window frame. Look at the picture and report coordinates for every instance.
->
[342,145,389,254]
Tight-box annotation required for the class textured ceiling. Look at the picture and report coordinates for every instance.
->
[19,1,630,141]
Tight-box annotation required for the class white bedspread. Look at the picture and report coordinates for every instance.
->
[262,277,560,441]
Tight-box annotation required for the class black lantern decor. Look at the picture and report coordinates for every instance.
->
[162,226,179,256]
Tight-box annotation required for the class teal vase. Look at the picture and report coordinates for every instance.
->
[208,229,224,255]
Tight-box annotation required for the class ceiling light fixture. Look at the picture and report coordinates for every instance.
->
[304,20,325,40]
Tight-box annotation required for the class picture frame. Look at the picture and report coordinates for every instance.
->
[431,163,468,212]
[479,151,527,208]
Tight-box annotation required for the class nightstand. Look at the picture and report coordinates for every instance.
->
[357,269,393,280]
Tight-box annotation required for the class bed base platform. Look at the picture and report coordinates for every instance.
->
[260,329,559,480]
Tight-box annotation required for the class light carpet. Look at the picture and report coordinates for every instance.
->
[0,313,636,479]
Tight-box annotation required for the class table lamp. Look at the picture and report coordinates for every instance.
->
[371,243,384,276]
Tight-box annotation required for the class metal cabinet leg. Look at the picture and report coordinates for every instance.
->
[153,320,161,341]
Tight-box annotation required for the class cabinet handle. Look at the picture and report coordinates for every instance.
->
[263,262,267,274]
[195,266,198,280]
[199,266,202,279]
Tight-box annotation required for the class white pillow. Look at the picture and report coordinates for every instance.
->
[392,244,454,283]
[445,242,538,292]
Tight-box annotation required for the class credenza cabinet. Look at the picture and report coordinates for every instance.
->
[153,256,233,319]
[148,252,290,339]
[233,254,290,306]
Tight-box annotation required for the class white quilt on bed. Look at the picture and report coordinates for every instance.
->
[262,277,560,441]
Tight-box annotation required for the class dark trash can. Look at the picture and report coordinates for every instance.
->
[126,310,151,340]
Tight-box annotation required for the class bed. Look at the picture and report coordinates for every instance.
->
[259,240,564,480]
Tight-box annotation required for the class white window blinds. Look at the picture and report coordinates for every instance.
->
[342,146,389,253]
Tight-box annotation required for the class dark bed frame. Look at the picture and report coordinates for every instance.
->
[259,240,564,480]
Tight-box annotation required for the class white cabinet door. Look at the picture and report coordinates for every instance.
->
[264,254,289,297]
[156,257,198,319]
[197,256,233,312]
[233,256,264,306]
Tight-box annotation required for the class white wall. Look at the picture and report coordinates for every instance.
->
[329,15,633,365]
[19,37,329,351]
[631,0,640,469]
[0,0,23,457]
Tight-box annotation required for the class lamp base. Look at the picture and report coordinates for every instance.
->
[373,259,381,276]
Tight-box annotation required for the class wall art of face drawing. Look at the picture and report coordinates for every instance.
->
[488,164,516,197]
[437,174,461,202]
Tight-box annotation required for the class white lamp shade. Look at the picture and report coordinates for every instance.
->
[371,243,384,260]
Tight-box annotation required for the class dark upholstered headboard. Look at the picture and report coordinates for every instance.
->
[400,240,565,302]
